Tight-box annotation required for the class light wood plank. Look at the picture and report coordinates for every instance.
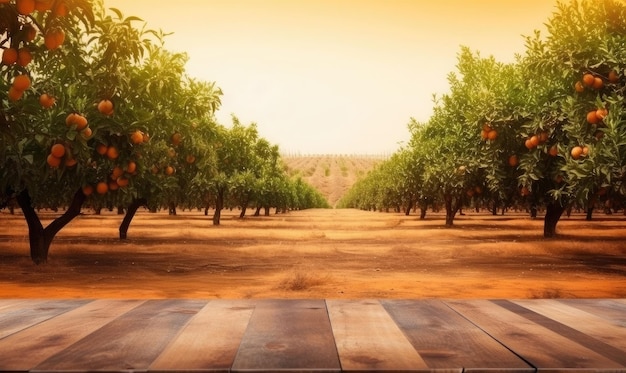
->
[0,299,90,340]
[0,299,144,371]
[149,299,256,372]
[33,299,206,372]
[513,299,626,365]
[383,299,532,372]
[231,299,341,372]
[559,299,626,326]
[327,299,428,371]
[447,300,624,371]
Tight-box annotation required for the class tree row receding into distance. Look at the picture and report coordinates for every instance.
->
[0,0,328,264]
[339,0,626,238]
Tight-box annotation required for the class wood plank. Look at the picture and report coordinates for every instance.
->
[327,299,428,372]
[231,299,340,372]
[33,299,206,372]
[0,299,145,371]
[149,299,256,372]
[382,299,532,372]
[447,300,624,371]
[0,299,90,340]
[512,299,626,365]
[559,299,626,326]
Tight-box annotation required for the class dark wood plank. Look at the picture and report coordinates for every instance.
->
[382,299,532,372]
[33,299,206,372]
[149,299,256,372]
[231,299,341,372]
[447,300,624,371]
[512,299,626,365]
[0,299,144,371]
[327,299,428,371]
[0,299,90,340]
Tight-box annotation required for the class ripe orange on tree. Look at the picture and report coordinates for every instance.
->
[487,129,497,141]
[46,154,61,168]
[39,93,56,108]
[106,146,119,160]
[8,87,23,101]
[508,154,518,167]
[548,145,558,157]
[165,165,175,175]
[81,127,93,139]
[126,161,137,174]
[97,99,114,116]
[12,74,31,91]
[2,48,18,65]
[96,181,108,195]
[82,185,94,196]
[574,81,584,93]
[592,77,604,90]
[64,157,77,167]
[111,166,124,180]
[185,154,196,164]
[571,146,583,160]
[96,143,108,155]
[171,132,182,146]
[34,0,54,11]
[116,177,129,188]
[608,70,620,83]
[52,1,68,17]
[586,110,599,124]
[50,143,66,158]
[596,108,608,121]
[44,28,65,50]
[16,0,36,15]
[130,130,144,145]
[582,73,595,87]
[108,180,119,191]
[17,48,32,67]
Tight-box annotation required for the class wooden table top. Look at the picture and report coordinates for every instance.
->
[0,298,624,372]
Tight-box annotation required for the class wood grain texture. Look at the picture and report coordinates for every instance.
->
[447,299,624,371]
[0,299,89,340]
[559,299,626,326]
[231,299,341,372]
[0,299,144,371]
[513,299,626,365]
[149,299,256,372]
[382,299,532,372]
[327,299,428,371]
[33,299,205,372]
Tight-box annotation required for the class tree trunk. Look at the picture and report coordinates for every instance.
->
[212,189,224,225]
[239,206,247,219]
[586,207,593,221]
[16,188,86,265]
[443,193,459,227]
[544,202,565,238]
[119,198,147,239]
[264,206,270,216]
[404,197,413,216]
[253,206,261,216]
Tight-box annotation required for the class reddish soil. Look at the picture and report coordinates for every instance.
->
[1,208,625,299]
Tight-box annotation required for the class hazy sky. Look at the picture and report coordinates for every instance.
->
[105,0,559,155]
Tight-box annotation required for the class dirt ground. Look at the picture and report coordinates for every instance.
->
[1,208,625,300]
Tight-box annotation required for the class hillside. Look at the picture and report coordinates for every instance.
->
[282,155,385,207]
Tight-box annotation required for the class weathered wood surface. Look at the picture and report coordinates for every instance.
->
[0,299,623,372]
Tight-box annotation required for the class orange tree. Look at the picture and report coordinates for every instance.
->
[512,0,626,236]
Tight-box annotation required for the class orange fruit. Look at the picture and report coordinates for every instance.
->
[171,132,182,146]
[108,180,119,191]
[521,186,530,197]
[151,165,159,174]
[165,166,175,175]
[167,148,176,158]
[130,130,144,145]
[116,177,129,188]
[1,48,18,65]
[529,135,540,148]
[548,145,558,157]
[16,0,36,15]
[582,73,595,87]
[97,99,114,115]
[592,77,604,90]
[17,48,32,67]
[111,166,124,180]
[74,114,88,130]
[538,131,549,143]
[480,129,488,140]
[574,81,584,93]
[12,74,31,91]
[39,93,56,108]
[142,132,150,143]
[586,110,599,124]
[50,143,66,158]
[571,146,583,160]
[595,108,608,121]
[8,87,23,102]
[24,24,37,42]
[46,154,61,168]
[65,113,77,126]
[126,161,137,174]
[81,127,93,139]
[582,146,589,156]
[82,185,94,196]
[34,0,54,11]
[44,28,65,50]
[185,154,196,164]
[96,181,108,195]
[487,130,497,141]
[96,143,108,155]
[64,157,77,167]
[507,154,518,167]
[106,146,119,160]
[608,70,620,83]
[52,1,68,17]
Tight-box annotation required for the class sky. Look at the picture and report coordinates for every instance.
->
[105,0,559,155]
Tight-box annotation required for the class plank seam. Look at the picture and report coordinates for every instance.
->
[442,300,537,373]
